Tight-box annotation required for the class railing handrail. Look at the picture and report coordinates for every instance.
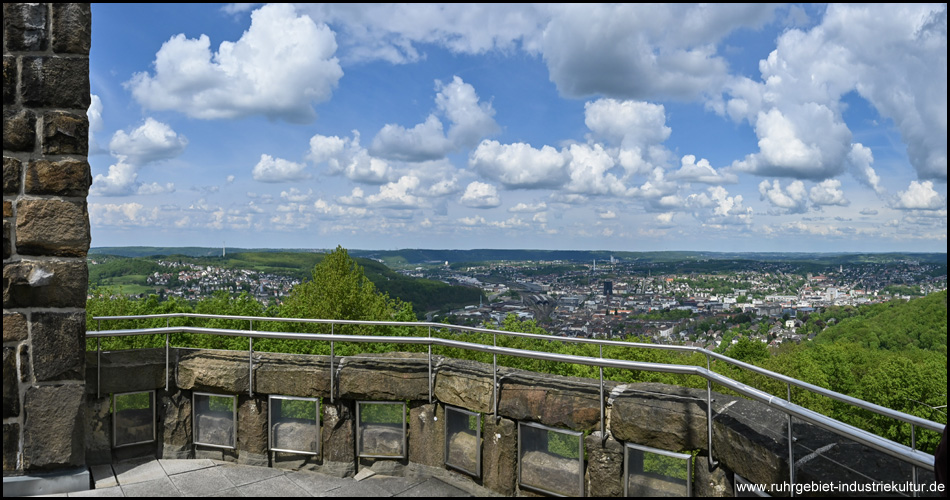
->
[91,313,944,434]
[85,322,939,472]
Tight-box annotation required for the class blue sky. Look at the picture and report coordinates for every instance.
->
[87,4,947,253]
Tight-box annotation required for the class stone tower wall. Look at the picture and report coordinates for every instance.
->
[3,3,92,473]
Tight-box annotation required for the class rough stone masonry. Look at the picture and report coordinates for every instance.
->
[3,3,92,473]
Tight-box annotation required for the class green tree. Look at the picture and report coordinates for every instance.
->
[274,246,416,353]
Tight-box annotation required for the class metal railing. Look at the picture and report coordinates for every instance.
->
[88,313,940,492]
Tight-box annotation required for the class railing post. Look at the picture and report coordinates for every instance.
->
[787,383,795,497]
[911,424,918,497]
[599,344,605,445]
[165,319,170,393]
[165,333,170,392]
[427,326,433,404]
[706,353,718,470]
[329,323,335,404]
[97,338,101,399]
[248,336,254,398]
[249,319,254,398]
[492,332,498,421]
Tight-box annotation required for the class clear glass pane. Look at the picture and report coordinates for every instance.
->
[194,393,236,448]
[113,391,154,447]
[519,422,583,497]
[625,444,691,497]
[270,396,320,455]
[445,406,480,476]
[357,402,405,458]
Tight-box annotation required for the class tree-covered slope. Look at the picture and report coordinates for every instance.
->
[813,290,947,354]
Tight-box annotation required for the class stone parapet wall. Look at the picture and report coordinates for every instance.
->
[3,3,91,474]
[81,348,923,496]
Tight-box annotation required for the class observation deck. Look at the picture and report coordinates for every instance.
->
[33,314,950,496]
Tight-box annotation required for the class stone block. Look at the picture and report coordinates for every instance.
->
[609,382,709,452]
[3,156,21,195]
[195,411,235,448]
[25,159,91,196]
[29,311,85,382]
[3,423,19,472]
[3,312,28,342]
[23,384,85,470]
[3,108,36,152]
[3,347,19,419]
[482,416,517,495]
[433,357,494,414]
[177,350,249,393]
[84,348,167,395]
[42,110,88,155]
[520,449,584,497]
[446,430,479,475]
[18,344,30,382]
[159,388,193,460]
[585,431,623,497]
[272,419,319,454]
[2,220,9,260]
[497,369,603,432]
[3,56,15,106]
[693,455,734,497]
[709,393,788,487]
[338,352,430,401]
[51,3,91,55]
[15,199,90,257]
[237,395,268,461]
[84,394,112,466]
[408,402,444,468]
[3,260,88,309]
[253,351,330,397]
[322,400,356,477]
[3,3,48,52]
[22,57,90,109]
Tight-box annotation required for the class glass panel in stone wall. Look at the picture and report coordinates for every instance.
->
[193,393,236,449]
[445,406,481,477]
[518,421,584,496]
[623,443,692,497]
[113,391,155,447]
[357,401,406,458]
[269,395,320,455]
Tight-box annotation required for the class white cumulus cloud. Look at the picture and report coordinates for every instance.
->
[251,154,309,183]
[309,131,393,184]
[893,180,946,210]
[109,118,188,165]
[758,179,808,214]
[371,76,498,162]
[460,181,501,208]
[469,140,569,189]
[127,3,343,123]
[809,179,849,207]
[721,4,946,182]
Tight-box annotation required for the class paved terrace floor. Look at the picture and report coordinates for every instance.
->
[31,458,497,497]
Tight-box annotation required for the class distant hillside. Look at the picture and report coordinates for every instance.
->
[90,246,323,258]
[814,290,947,353]
[88,251,482,319]
[92,247,946,268]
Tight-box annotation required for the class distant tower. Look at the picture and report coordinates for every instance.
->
[593,259,596,272]
[604,280,613,296]
[223,241,226,258]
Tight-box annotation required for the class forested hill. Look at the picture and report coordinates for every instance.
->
[813,290,947,353]
[88,251,482,319]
